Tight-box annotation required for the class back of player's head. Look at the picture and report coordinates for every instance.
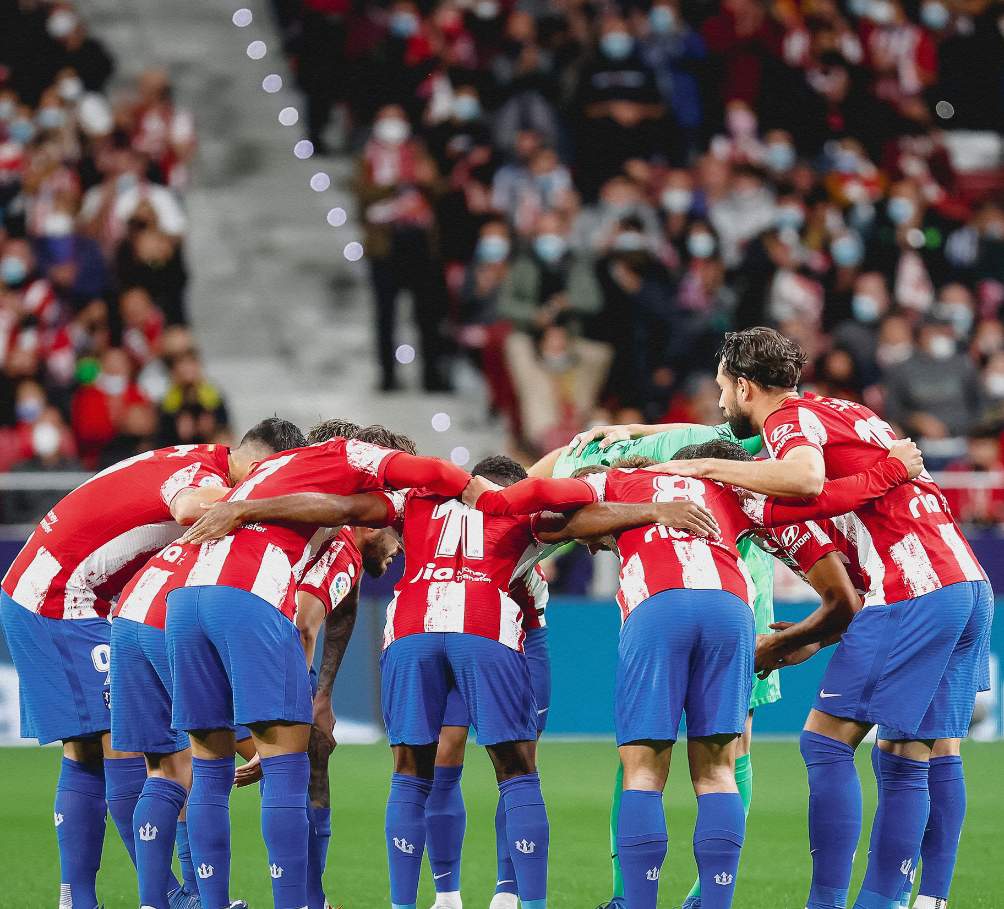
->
[610,455,656,469]
[471,455,527,487]
[717,327,806,390]
[238,417,305,457]
[355,424,418,455]
[307,418,362,444]
[674,439,754,463]
[570,465,609,478]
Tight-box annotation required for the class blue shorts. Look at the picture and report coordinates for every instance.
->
[615,589,754,745]
[0,591,111,745]
[166,585,313,731]
[815,580,993,741]
[110,618,189,754]
[441,627,552,736]
[381,632,537,746]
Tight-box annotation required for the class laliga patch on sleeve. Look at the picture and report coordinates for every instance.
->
[330,571,353,607]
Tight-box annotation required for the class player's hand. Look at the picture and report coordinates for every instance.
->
[311,695,336,753]
[461,475,500,508]
[653,501,720,539]
[234,752,262,788]
[888,437,924,479]
[180,501,248,544]
[646,457,708,478]
[567,425,633,456]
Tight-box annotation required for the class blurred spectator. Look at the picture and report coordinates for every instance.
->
[158,345,230,446]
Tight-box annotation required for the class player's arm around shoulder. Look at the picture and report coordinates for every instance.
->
[656,445,826,498]
[169,485,228,525]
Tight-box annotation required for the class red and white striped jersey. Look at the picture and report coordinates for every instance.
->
[591,469,759,622]
[2,445,230,620]
[116,525,363,629]
[383,489,546,651]
[762,394,986,606]
[515,565,549,632]
[172,438,400,620]
[297,527,363,614]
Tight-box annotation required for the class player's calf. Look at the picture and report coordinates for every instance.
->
[388,744,438,909]
[426,726,468,909]
[55,739,106,909]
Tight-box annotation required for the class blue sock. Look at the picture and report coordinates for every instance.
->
[261,753,310,909]
[801,731,862,909]
[54,757,106,909]
[187,756,235,909]
[426,764,466,893]
[494,794,517,895]
[500,772,549,909]
[306,805,332,909]
[917,755,965,901]
[176,819,198,894]
[134,776,187,909]
[693,792,744,909]
[386,773,433,909]
[616,789,667,909]
[104,756,145,866]
[853,750,930,909]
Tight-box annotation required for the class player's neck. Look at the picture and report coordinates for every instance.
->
[753,389,799,429]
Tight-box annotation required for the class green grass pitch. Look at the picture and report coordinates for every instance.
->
[0,740,1000,907]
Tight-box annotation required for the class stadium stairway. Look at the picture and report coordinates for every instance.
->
[78,0,501,463]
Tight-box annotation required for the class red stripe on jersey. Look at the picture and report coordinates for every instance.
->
[762,395,985,605]
[383,491,540,651]
[298,528,363,613]
[3,445,230,620]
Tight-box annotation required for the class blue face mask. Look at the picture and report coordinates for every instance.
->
[1,256,28,286]
[775,205,805,231]
[649,6,676,34]
[534,233,567,264]
[16,398,44,423]
[452,95,481,122]
[36,107,66,130]
[477,235,510,264]
[888,196,916,225]
[765,142,795,172]
[9,119,34,144]
[687,232,715,259]
[390,11,419,38]
[921,1,950,28]
[831,234,864,267]
[851,293,881,323]
[600,31,633,60]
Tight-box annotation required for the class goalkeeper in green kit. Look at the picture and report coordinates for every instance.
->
[529,420,780,909]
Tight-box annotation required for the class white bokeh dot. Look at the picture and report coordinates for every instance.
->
[343,241,364,261]
[232,8,253,27]
[310,172,331,192]
[326,207,347,227]
[935,100,955,120]
[293,139,314,159]
[246,40,267,60]
[278,106,299,126]
[907,228,926,249]
[450,446,471,467]
[395,344,416,364]
[262,73,282,93]
[431,412,451,432]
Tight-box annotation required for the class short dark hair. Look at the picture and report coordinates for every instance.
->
[355,424,418,455]
[239,417,305,455]
[307,419,362,445]
[471,455,527,487]
[610,455,656,469]
[717,327,807,390]
[571,465,609,478]
[674,439,754,462]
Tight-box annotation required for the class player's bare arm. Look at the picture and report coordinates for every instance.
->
[180,492,395,544]
[754,552,859,676]
[534,500,720,544]
[295,589,328,667]
[169,485,228,525]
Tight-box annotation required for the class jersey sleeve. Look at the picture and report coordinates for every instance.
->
[298,541,361,614]
[339,439,401,491]
[776,521,839,575]
[762,407,826,461]
[159,461,229,509]
[382,451,471,497]
[514,565,549,630]
[475,476,602,516]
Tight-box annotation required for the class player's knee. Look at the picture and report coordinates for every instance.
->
[435,726,468,767]
[393,743,438,779]
[63,737,104,766]
[931,737,962,758]
[488,740,536,781]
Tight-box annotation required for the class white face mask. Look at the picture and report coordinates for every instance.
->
[374,117,410,145]
[58,76,84,102]
[96,373,128,396]
[927,334,955,359]
[47,10,78,39]
[986,373,1004,397]
[877,341,913,367]
[32,422,61,458]
[661,188,693,213]
[43,212,74,237]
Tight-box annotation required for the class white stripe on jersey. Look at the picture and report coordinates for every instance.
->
[383,593,399,648]
[301,541,345,588]
[499,590,522,649]
[831,513,887,607]
[424,581,466,633]
[674,538,721,590]
[523,565,549,627]
[118,566,173,623]
[619,553,650,614]
[345,440,393,478]
[890,532,940,598]
[188,536,233,586]
[250,543,293,608]
[807,520,831,545]
[938,523,986,582]
[583,471,608,501]
[9,546,61,614]
[159,463,202,509]
[64,521,181,620]
[76,450,156,490]
[229,453,297,501]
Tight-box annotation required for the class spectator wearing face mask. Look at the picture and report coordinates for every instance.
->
[883,317,984,451]
[424,84,493,175]
[129,68,196,190]
[356,104,451,392]
[701,0,785,109]
[832,271,893,384]
[33,203,109,306]
[3,406,81,523]
[708,164,777,267]
[942,425,1004,526]
[44,4,115,95]
[158,345,229,445]
[860,0,937,113]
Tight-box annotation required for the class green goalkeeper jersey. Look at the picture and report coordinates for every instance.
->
[552,422,781,708]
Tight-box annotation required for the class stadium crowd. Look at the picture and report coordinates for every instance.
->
[0,0,231,490]
[278,0,1003,484]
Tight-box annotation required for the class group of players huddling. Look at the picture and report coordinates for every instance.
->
[0,327,991,909]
